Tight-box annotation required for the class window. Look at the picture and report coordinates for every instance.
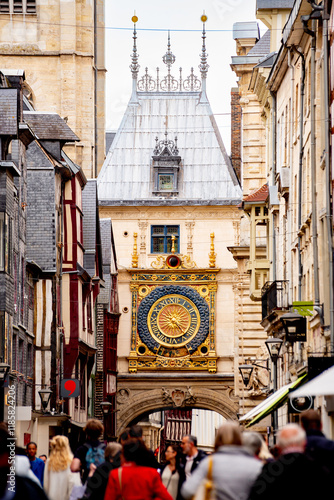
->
[159,174,174,191]
[0,213,12,274]
[151,225,179,253]
[87,293,92,332]
[0,313,5,363]
[0,0,36,14]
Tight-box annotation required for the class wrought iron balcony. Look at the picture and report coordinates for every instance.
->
[261,281,289,321]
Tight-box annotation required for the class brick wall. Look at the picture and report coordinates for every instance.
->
[231,87,241,183]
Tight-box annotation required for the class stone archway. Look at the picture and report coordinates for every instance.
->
[116,374,239,435]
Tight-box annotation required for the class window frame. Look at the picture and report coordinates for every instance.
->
[0,213,12,275]
[0,0,36,14]
[151,225,180,254]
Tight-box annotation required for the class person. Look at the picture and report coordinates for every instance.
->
[300,408,334,473]
[44,435,81,500]
[248,423,331,500]
[39,455,47,464]
[26,441,45,486]
[71,418,105,483]
[83,442,122,500]
[180,435,206,479]
[104,438,173,500]
[119,425,159,469]
[0,424,49,500]
[242,432,273,463]
[181,421,263,500]
[160,445,185,500]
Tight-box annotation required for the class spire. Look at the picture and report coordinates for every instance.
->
[199,12,209,103]
[130,14,140,103]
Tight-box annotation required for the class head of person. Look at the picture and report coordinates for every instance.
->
[165,444,180,465]
[129,425,143,439]
[242,432,263,457]
[214,422,242,451]
[277,424,306,454]
[122,438,149,465]
[300,409,322,432]
[84,419,104,441]
[26,442,38,460]
[105,442,122,463]
[48,435,73,472]
[181,435,198,457]
[0,424,10,495]
[119,428,130,445]
[39,454,47,463]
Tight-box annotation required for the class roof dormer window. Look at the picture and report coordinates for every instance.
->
[152,132,181,195]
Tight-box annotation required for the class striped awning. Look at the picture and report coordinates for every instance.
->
[239,374,307,428]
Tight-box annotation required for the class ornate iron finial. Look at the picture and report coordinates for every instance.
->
[130,14,140,79]
[209,232,216,268]
[163,31,176,68]
[132,232,139,268]
[160,31,178,91]
[153,132,180,157]
[199,12,209,80]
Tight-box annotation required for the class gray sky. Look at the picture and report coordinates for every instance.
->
[105,0,266,154]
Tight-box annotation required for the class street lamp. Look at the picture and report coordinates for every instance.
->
[38,388,52,413]
[100,401,112,441]
[265,337,283,443]
[239,364,254,388]
[280,311,307,342]
[0,363,10,422]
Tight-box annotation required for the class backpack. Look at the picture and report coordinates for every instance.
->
[84,442,105,470]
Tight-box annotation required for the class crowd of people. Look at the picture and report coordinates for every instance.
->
[0,408,333,500]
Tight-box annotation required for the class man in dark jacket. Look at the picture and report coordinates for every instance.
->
[180,435,206,479]
[248,423,330,500]
[300,408,334,473]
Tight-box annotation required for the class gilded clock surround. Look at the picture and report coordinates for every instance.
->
[128,263,219,373]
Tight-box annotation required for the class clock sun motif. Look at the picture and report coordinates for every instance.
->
[157,305,191,337]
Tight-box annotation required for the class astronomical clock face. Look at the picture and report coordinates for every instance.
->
[137,285,209,357]
[148,294,200,348]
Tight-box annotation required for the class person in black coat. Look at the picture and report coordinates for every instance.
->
[180,435,206,479]
[248,423,331,500]
[300,408,334,473]
[83,442,122,500]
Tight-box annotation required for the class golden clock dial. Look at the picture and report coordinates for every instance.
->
[148,294,200,348]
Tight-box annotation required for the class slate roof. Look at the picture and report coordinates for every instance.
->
[23,112,79,142]
[98,93,242,205]
[248,30,271,56]
[257,0,294,8]
[82,180,103,280]
[0,88,18,135]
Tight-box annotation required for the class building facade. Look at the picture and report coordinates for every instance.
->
[97,21,262,437]
[232,0,334,439]
[0,0,106,178]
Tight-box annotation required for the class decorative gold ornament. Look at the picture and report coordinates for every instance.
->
[201,11,208,23]
[151,255,165,270]
[132,232,139,268]
[209,233,216,268]
[171,235,176,254]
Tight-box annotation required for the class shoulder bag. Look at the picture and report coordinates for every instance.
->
[192,456,216,500]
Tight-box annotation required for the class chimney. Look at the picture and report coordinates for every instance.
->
[231,87,241,183]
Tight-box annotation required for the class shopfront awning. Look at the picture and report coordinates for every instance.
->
[289,365,334,398]
[239,374,307,428]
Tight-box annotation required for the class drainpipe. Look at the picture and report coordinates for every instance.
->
[287,49,295,304]
[310,21,320,308]
[59,180,65,413]
[270,91,277,282]
[291,46,305,302]
[322,0,334,347]
[94,0,98,178]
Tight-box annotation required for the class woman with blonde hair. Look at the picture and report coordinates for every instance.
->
[44,435,81,500]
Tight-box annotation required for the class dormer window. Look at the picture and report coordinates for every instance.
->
[152,132,181,195]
